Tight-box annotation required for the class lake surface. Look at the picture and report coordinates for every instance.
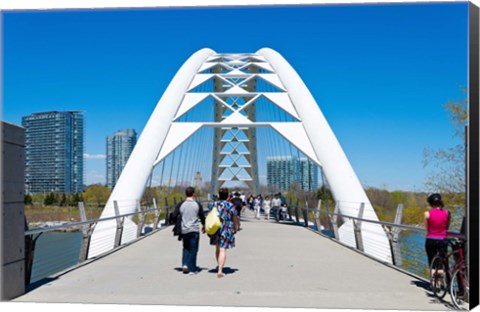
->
[30,231,82,283]
[399,230,428,278]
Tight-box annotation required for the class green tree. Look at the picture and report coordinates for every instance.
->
[423,88,467,207]
[142,186,159,205]
[83,184,111,206]
[24,194,33,205]
[44,192,56,205]
[167,192,183,206]
[60,193,67,206]
[31,193,45,204]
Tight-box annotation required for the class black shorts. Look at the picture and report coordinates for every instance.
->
[425,238,447,266]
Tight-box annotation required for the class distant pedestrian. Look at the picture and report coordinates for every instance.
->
[254,195,262,219]
[240,192,246,207]
[248,194,255,210]
[280,203,288,221]
[231,192,243,230]
[263,196,271,220]
[210,187,239,278]
[172,186,205,275]
[271,193,281,221]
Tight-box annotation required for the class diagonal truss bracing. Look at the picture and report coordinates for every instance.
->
[89,48,392,265]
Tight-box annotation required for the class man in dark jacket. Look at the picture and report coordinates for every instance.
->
[231,192,243,230]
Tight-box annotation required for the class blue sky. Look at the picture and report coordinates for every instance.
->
[2,2,469,191]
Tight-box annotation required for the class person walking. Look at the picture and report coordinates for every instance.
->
[174,186,205,275]
[240,192,246,207]
[248,194,255,210]
[424,193,450,279]
[280,203,288,221]
[271,193,282,221]
[210,187,239,278]
[231,191,243,230]
[254,195,262,219]
[263,195,271,220]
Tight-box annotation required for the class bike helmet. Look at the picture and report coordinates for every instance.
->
[427,193,443,207]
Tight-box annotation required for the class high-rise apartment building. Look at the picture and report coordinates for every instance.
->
[267,156,318,192]
[22,111,84,194]
[267,156,299,191]
[106,129,137,189]
[299,157,319,192]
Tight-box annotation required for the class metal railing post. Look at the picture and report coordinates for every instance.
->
[314,200,322,231]
[287,198,293,221]
[353,202,365,252]
[302,206,309,227]
[78,202,96,262]
[385,204,404,266]
[330,201,340,239]
[152,197,160,229]
[164,197,170,225]
[136,200,146,238]
[113,200,124,248]
[294,199,300,223]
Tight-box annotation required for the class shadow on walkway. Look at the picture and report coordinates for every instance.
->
[208,267,238,276]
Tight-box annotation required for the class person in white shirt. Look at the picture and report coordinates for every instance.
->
[263,196,272,220]
[254,195,262,219]
[271,193,282,222]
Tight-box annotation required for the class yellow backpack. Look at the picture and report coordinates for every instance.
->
[205,206,221,235]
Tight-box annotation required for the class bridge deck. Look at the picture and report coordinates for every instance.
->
[15,210,451,310]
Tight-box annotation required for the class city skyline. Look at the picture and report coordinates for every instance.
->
[2,2,469,192]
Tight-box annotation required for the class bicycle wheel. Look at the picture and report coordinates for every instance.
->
[430,254,448,299]
[450,266,469,310]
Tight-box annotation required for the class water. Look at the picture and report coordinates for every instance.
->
[399,231,428,278]
[30,231,82,283]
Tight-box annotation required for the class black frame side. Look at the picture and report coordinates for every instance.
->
[469,1,479,309]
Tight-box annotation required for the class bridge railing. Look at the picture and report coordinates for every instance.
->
[23,198,212,286]
[282,199,464,280]
[24,198,462,286]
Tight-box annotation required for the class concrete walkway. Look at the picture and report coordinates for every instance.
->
[14,209,454,310]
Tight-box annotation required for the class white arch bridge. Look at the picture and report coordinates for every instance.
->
[89,48,391,263]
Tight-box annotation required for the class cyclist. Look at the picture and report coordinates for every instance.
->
[424,193,450,279]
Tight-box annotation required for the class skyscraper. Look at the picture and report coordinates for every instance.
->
[106,129,137,189]
[267,156,299,191]
[22,111,84,194]
[299,157,319,192]
[267,156,318,192]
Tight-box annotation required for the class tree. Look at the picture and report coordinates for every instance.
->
[60,193,67,206]
[423,88,467,207]
[142,186,159,205]
[44,192,56,205]
[83,184,111,206]
[24,194,33,205]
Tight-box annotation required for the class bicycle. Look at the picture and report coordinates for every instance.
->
[448,236,468,310]
[428,234,465,300]
[429,244,450,299]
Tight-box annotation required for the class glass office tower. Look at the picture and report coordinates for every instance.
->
[22,111,84,194]
[106,129,137,189]
[267,156,318,192]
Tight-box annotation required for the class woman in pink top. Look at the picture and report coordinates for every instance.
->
[424,193,450,268]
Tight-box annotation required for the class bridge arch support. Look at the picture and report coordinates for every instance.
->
[89,48,392,264]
